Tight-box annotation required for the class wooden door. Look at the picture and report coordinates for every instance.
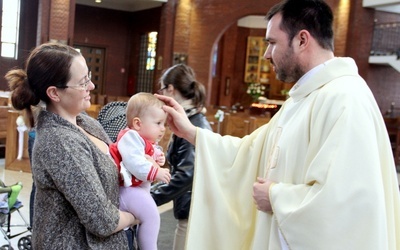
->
[74,45,106,95]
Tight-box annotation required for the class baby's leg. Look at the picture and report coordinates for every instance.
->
[120,185,160,250]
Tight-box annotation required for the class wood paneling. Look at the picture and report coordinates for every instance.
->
[5,110,31,173]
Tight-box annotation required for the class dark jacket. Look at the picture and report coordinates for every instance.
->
[151,111,211,219]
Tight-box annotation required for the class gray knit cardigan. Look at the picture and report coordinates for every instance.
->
[31,110,128,249]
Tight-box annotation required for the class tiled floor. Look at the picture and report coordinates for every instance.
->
[1,159,400,249]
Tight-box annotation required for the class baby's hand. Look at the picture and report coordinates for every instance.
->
[156,168,171,183]
[156,152,166,166]
[145,154,157,165]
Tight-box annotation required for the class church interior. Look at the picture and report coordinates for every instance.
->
[0,0,400,248]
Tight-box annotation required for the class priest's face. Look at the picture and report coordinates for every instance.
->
[264,13,304,83]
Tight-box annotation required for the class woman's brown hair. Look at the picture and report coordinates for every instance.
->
[160,64,206,111]
[5,42,81,127]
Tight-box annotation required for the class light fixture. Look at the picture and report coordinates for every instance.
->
[95,0,101,3]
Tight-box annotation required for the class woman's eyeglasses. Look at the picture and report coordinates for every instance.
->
[157,85,168,94]
[58,71,92,91]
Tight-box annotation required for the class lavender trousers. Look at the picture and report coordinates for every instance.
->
[120,183,160,250]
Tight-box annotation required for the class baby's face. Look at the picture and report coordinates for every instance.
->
[138,106,167,143]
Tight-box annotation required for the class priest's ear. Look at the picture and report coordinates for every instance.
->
[294,29,311,49]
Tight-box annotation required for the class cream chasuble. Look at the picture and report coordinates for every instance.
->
[186,58,400,250]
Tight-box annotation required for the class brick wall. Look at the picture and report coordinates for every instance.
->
[166,0,400,111]
[156,0,269,106]
[0,0,400,113]
[74,5,161,97]
[368,11,400,112]
[74,5,131,96]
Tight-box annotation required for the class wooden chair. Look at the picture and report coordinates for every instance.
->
[85,104,102,119]
[0,96,9,106]
[5,110,31,173]
[117,96,130,102]
[249,116,271,133]
[107,95,118,103]
[0,106,11,143]
[221,113,251,137]
[96,94,108,106]
[90,93,98,104]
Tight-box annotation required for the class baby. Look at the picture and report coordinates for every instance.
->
[110,92,171,250]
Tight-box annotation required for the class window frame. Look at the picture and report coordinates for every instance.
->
[1,0,21,60]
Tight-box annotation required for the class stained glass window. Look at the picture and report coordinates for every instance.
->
[146,32,157,70]
[137,32,158,93]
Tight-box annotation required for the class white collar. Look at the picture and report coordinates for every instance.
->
[291,58,335,91]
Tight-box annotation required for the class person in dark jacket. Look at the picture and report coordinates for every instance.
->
[151,64,211,250]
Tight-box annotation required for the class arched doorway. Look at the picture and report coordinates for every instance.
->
[210,15,267,109]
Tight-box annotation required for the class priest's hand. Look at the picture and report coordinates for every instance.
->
[155,94,197,145]
[253,177,274,212]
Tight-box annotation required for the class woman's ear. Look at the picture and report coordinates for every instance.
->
[132,117,142,131]
[46,86,61,102]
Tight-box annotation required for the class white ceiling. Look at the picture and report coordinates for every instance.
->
[375,4,400,13]
[75,0,167,12]
[363,0,400,13]
[237,15,267,29]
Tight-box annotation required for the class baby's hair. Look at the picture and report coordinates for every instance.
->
[126,92,165,128]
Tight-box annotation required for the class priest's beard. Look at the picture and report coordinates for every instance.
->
[273,46,304,84]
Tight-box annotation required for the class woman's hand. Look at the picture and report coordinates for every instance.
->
[114,211,140,233]
[155,94,197,144]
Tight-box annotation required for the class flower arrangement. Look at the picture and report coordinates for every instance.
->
[246,82,266,103]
